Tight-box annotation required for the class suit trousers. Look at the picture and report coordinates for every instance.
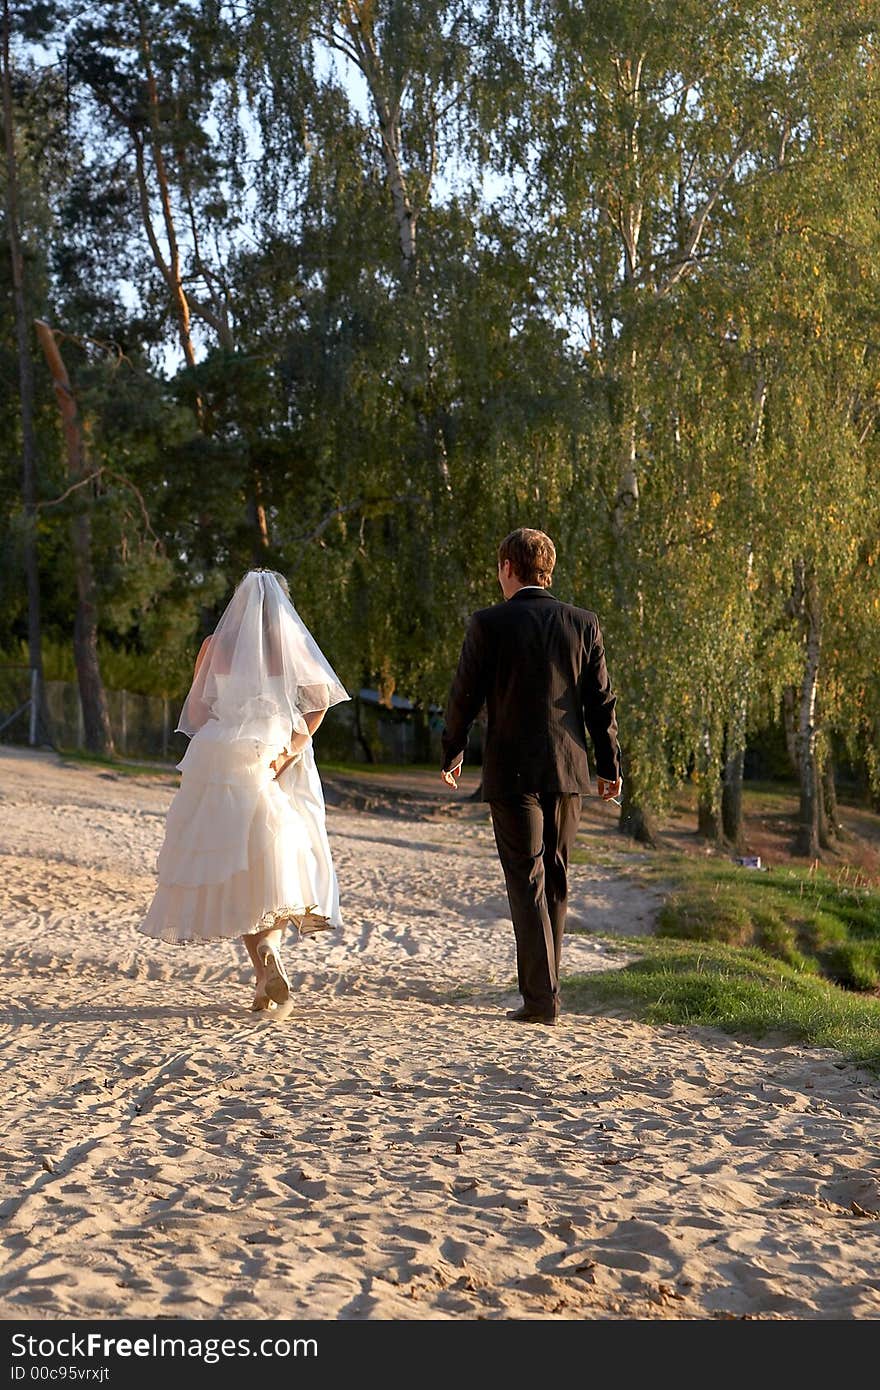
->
[489,792,582,1014]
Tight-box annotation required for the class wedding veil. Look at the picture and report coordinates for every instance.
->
[177,569,349,742]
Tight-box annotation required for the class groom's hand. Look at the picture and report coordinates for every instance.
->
[598,775,622,802]
[441,759,464,789]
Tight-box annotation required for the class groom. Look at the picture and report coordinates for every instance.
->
[441,528,621,1025]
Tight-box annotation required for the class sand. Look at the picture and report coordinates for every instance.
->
[0,745,879,1321]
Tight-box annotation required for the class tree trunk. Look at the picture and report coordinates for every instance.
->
[135,13,201,371]
[342,6,418,276]
[721,741,746,850]
[792,561,820,858]
[93,9,273,551]
[34,320,114,756]
[781,685,799,774]
[822,754,842,840]
[816,764,833,851]
[618,796,658,847]
[696,721,723,843]
[721,690,748,850]
[722,375,764,854]
[248,468,270,558]
[610,327,656,839]
[336,6,462,508]
[869,773,880,816]
[617,751,658,846]
[352,695,374,764]
[2,0,46,744]
[697,786,722,843]
[70,507,113,754]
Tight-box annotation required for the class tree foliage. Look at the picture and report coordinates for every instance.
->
[1,0,878,845]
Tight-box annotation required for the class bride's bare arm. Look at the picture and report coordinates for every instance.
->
[271,709,327,777]
[193,635,212,679]
[304,708,327,737]
[180,636,214,727]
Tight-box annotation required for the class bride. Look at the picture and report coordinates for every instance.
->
[139,568,349,1011]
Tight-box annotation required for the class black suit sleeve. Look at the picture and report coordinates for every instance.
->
[441,613,487,772]
[581,617,620,781]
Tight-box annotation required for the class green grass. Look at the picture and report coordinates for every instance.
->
[635,853,880,991]
[565,841,880,1068]
[564,938,880,1070]
[56,749,178,778]
[53,751,445,781]
[316,760,442,777]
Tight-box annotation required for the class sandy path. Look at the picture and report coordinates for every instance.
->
[0,747,879,1321]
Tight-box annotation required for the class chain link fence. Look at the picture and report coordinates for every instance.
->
[0,664,186,760]
[0,666,451,765]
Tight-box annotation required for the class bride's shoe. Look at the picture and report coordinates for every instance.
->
[256,942,291,1004]
[296,908,334,938]
[250,985,278,1012]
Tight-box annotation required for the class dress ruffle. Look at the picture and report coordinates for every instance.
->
[139,723,341,944]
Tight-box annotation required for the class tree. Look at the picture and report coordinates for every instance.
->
[35,319,114,754]
[514,0,880,846]
[1,0,53,740]
[67,0,272,551]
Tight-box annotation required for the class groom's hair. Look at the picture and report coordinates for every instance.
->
[498,528,556,588]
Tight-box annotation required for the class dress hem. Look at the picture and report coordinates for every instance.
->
[138,903,339,945]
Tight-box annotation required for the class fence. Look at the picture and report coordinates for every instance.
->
[0,665,39,746]
[45,681,185,760]
[0,667,460,766]
[0,665,187,761]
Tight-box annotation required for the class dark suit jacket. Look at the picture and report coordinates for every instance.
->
[441,588,620,800]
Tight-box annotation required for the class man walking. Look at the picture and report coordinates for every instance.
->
[441,528,621,1024]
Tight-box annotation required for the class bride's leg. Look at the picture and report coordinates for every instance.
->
[250,924,291,1004]
[243,932,262,974]
[252,924,284,956]
[243,931,276,1011]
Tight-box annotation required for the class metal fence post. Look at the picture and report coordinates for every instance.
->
[29,668,38,746]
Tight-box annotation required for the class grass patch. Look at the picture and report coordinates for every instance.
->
[316,760,442,777]
[564,938,880,1070]
[641,854,880,991]
[56,749,178,779]
[572,841,651,868]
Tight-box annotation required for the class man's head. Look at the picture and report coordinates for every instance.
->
[497,528,556,598]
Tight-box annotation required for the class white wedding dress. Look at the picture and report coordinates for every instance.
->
[139,676,341,944]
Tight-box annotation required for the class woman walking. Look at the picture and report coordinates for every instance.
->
[139,569,349,1010]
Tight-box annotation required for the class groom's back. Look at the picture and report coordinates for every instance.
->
[473,589,610,798]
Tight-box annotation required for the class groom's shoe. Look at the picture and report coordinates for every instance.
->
[505,1005,558,1026]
